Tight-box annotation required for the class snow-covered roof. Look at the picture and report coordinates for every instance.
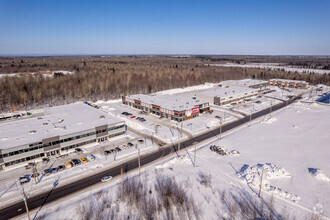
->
[0,103,123,150]
[221,79,268,87]
[126,94,207,112]
[198,86,257,98]
[270,79,307,83]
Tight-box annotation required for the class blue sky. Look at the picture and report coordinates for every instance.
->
[0,0,329,55]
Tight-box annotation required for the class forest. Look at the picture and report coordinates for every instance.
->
[0,56,329,112]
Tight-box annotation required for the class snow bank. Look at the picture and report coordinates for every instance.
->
[238,163,291,186]
[308,168,330,182]
[261,117,277,124]
[155,155,191,169]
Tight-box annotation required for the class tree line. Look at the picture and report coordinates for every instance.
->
[0,56,329,112]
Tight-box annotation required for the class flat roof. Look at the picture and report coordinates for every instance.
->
[0,102,123,150]
[270,78,307,83]
[198,86,257,98]
[221,79,268,87]
[126,94,207,112]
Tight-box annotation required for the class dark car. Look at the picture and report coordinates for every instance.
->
[127,142,134,147]
[115,147,122,152]
[52,167,59,173]
[75,148,83,154]
[104,150,111,155]
[138,139,144,143]
[58,165,66,171]
[42,158,50,163]
[43,169,52,176]
[159,116,164,119]
[72,159,81,166]
[110,149,116,153]
[121,112,128,115]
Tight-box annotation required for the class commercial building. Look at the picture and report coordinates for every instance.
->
[122,94,210,121]
[0,103,125,170]
[196,86,259,106]
[219,79,269,90]
[268,79,309,89]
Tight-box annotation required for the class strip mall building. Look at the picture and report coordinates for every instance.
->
[122,94,210,121]
[268,79,309,89]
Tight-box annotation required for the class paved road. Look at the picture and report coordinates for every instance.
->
[0,96,301,220]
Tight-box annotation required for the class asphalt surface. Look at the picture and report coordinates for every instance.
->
[0,96,300,220]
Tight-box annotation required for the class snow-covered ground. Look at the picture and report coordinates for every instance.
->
[23,100,330,220]
[208,63,330,74]
[0,70,74,79]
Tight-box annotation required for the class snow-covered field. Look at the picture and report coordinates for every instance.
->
[209,63,330,74]
[0,70,74,79]
[24,101,330,220]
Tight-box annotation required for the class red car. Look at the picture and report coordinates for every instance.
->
[130,116,136,118]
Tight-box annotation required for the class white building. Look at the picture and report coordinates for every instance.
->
[0,103,125,170]
[122,94,210,121]
[220,79,269,90]
[196,86,259,106]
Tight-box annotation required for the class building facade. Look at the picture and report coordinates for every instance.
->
[196,87,259,106]
[122,94,210,121]
[0,103,125,170]
[268,79,309,89]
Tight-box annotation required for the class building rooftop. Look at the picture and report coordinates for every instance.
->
[126,94,207,112]
[0,102,123,150]
[221,79,268,87]
[198,86,257,98]
[270,78,307,83]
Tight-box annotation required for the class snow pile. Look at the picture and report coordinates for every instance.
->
[155,155,191,169]
[238,163,291,186]
[308,168,330,182]
[263,184,300,203]
[261,117,277,124]
[210,145,240,156]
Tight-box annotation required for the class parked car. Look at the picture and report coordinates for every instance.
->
[130,116,136,119]
[87,154,95,162]
[101,176,113,182]
[30,172,40,178]
[43,168,52,176]
[215,116,221,119]
[136,117,141,120]
[110,149,116,153]
[65,162,72,169]
[138,139,144,143]
[255,101,261,104]
[42,158,50,163]
[72,159,81,166]
[127,142,134,147]
[115,147,122,152]
[52,167,59,173]
[80,157,87,163]
[75,148,83,154]
[121,112,128,115]
[19,176,29,184]
[159,116,164,119]
[58,165,66,171]
[104,150,111,155]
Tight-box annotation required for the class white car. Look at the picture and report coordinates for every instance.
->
[101,176,113,182]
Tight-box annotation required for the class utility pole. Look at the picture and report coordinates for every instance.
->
[138,148,141,176]
[177,139,180,157]
[249,113,252,126]
[218,118,222,139]
[270,99,273,117]
[151,133,154,146]
[21,183,31,220]
[180,122,183,137]
[32,161,39,184]
[144,136,147,148]
[194,142,197,167]
[258,167,264,198]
